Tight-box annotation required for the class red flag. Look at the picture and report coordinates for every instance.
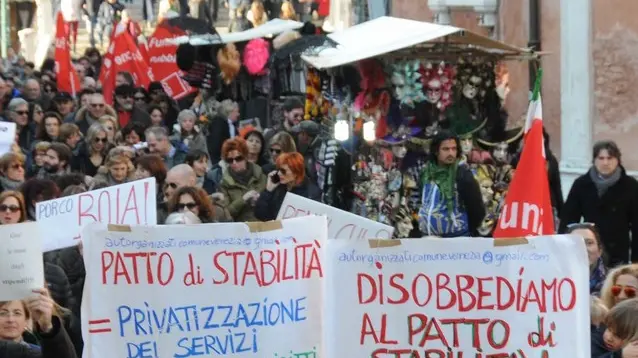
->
[147,22,195,99]
[54,12,81,96]
[493,71,554,238]
[101,31,153,105]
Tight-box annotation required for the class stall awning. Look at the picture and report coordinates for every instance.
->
[301,16,531,69]
[173,19,305,46]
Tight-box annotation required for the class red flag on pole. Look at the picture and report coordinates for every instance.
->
[100,31,153,105]
[54,12,81,96]
[493,69,555,238]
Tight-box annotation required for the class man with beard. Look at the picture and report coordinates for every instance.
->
[264,97,304,144]
[113,84,151,128]
[37,143,73,179]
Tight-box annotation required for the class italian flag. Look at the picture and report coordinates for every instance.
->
[493,69,555,238]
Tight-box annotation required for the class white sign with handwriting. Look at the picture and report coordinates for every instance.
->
[0,222,44,300]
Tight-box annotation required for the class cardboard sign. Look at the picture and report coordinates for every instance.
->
[81,216,327,358]
[277,193,394,240]
[0,121,16,155]
[0,222,44,300]
[36,178,157,252]
[323,235,590,357]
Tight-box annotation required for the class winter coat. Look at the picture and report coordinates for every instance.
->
[219,163,267,222]
[73,105,117,135]
[56,247,85,320]
[44,262,74,312]
[164,140,189,169]
[254,177,320,221]
[559,166,638,266]
[0,316,78,358]
[169,130,208,155]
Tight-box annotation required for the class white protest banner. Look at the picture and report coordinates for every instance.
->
[277,192,394,239]
[324,235,590,357]
[81,215,326,358]
[0,222,44,300]
[0,121,16,155]
[36,178,157,252]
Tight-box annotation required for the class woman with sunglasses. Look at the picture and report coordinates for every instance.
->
[167,186,218,223]
[255,152,320,221]
[0,153,25,191]
[567,223,607,296]
[262,131,296,176]
[72,123,111,177]
[0,191,26,225]
[219,138,267,222]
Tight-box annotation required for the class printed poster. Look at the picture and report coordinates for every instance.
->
[81,216,327,357]
[324,235,590,357]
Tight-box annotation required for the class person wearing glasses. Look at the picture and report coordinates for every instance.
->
[72,93,114,135]
[0,152,26,191]
[264,97,304,146]
[7,98,35,155]
[0,190,26,225]
[113,84,152,129]
[567,223,607,296]
[156,164,197,224]
[560,140,638,267]
[255,152,320,221]
[262,131,296,175]
[71,123,111,177]
[168,186,219,223]
[51,93,76,123]
[219,138,267,222]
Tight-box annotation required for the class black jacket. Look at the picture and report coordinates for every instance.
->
[56,247,85,320]
[0,316,78,358]
[559,167,638,266]
[44,263,74,312]
[206,115,237,164]
[591,324,622,358]
[254,177,321,221]
[456,164,487,237]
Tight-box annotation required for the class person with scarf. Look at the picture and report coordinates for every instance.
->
[566,223,607,295]
[560,140,638,267]
[0,152,25,191]
[417,130,485,238]
[218,138,267,222]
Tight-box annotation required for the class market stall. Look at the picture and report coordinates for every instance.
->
[299,16,538,238]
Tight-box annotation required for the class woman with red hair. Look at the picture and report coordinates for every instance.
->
[254,152,320,221]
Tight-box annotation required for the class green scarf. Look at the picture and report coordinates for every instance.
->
[421,160,459,213]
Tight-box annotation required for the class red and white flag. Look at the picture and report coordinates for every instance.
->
[493,70,555,238]
[147,21,195,99]
[54,12,81,96]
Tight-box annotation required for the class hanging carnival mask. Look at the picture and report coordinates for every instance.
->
[420,61,454,110]
[390,60,426,107]
[463,75,482,99]
[455,58,496,101]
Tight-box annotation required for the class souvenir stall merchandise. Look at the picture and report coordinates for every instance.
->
[300,27,534,238]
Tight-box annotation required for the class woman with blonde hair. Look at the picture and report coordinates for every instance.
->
[601,264,638,310]
[92,154,133,186]
[262,131,296,174]
[247,0,269,27]
[280,0,297,20]
[98,115,119,143]
[73,123,112,177]
[0,152,26,191]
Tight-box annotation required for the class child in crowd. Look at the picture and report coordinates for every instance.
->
[592,298,638,358]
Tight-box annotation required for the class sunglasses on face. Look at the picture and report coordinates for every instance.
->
[0,204,20,213]
[94,137,108,143]
[117,94,133,99]
[612,285,637,298]
[14,110,28,116]
[164,182,178,189]
[177,202,197,211]
[226,156,244,164]
[134,96,145,101]
[10,163,23,170]
[270,148,282,155]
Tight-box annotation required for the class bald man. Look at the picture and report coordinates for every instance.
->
[23,78,41,101]
[163,164,196,202]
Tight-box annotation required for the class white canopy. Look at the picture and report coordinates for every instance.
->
[301,16,530,69]
[173,19,305,45]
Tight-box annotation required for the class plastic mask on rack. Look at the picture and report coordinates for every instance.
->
[492,142,509,164]
[460,137,473,155]
[462,75,482,99]
[425,78,442,104]
[479,177,495,203]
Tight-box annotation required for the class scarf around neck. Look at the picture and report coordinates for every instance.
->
[229,163,254,186]
[422,160,459,212]
[0,175,22,191]
[589,166,621,197]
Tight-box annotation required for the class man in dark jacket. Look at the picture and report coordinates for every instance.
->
[113,84,151,128]
[560,140,638,266]
[44,262,75,312]
[418,130,486,237]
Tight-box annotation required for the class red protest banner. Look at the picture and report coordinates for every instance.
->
[147,22,195,99]
[101,31,153,105]
[54,12,81,96]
